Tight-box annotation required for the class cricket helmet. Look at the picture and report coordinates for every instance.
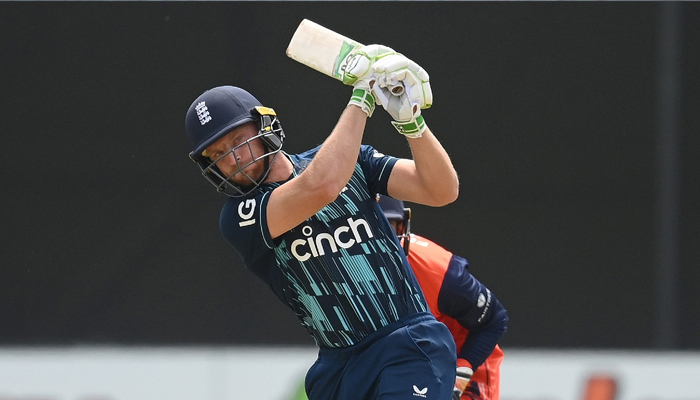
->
[185,86,285,197]
[377,194,412,254]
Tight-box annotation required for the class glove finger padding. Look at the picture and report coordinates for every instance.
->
[373,56,432,109]
[401,72,431,114]
[371,54,409,89]
[371,54,410,74]
[343,44,397,117]
[403,68,432,109]
[342,44,397,88]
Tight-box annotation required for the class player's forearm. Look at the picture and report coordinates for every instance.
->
[454,292,508,370]
[407,127,459,205]
[302,105,367,202]
[459,322,507,370]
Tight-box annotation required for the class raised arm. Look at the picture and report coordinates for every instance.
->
[266,45,397,238]
[266,106,368,238]
[371,54,459,206]
[387,128,459,206]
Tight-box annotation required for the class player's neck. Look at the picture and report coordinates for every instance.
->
[263,153,294,184]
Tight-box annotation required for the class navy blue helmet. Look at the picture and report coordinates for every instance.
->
[185,86,285,197]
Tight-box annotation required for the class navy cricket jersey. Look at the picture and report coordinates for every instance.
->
[219,145,429,348]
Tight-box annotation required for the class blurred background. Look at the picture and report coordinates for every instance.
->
[0,2,698,400]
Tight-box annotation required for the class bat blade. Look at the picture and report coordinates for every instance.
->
[286,19,405,96]
[286,19,363,81]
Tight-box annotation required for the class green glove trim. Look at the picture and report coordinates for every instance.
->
[390,115,426,138]
[348,88,376,117]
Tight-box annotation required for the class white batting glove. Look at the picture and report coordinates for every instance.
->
[342,44,397,117]
[373,86,427,138]
[452,366,473,400]
[373,84,421,122]
[342,44,397,87]
[369,54,432,137]
[372,54,433,110]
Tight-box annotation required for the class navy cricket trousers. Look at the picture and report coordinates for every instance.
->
[305,312,457,400]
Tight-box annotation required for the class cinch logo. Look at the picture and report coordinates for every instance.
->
[196,101,211,125]
[412,385,428,398]
[291,218,373,262]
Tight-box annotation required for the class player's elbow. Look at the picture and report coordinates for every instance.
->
[432,172,459,206]
[293,169,349,209]
[441,185,460,205]
[444,174,460,203]
[309,178,346,206]
[491,299,509,337]
[319,184,345,205]
[427,183,459,207]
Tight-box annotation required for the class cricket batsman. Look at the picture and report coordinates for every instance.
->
[184,44,460,400]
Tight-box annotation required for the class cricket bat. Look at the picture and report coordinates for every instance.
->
[286,19,403,96]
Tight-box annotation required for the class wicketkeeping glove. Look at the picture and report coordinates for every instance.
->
[452,366,474,400]
[342,44,397,117]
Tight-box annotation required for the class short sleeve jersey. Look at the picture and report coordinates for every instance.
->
[219,145,428,348]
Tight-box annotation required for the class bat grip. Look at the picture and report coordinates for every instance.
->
[388,83,404,96]
[370,79,405,106]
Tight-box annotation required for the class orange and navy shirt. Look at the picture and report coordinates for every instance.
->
[406,234,508,370]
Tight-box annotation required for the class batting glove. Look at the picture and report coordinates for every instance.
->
[452,365,474,400]
[372,54,432,110]
[370,54,432,137]
[371,84,426,138]
[343,44,397,117]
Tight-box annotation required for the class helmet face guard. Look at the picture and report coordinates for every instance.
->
[185,86,285,197]
[196,110,284,197]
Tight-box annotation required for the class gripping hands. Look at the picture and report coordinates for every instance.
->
[343,44,433,138]
[342,44,397,117]
[373,54,432,138]
[341,44,397,88]
[373,54,432,110]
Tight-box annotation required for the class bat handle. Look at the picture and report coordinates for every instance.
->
[388,83,404,96]
[371,81,404,106]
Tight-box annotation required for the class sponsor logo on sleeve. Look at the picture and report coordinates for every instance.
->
[238,199,256,227]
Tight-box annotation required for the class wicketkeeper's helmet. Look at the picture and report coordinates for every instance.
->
[377,194,412,254]
[185,86,285,197]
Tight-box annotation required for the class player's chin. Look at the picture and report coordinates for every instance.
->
[228,168,263,188]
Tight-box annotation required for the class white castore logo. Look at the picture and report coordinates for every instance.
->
[477,293,486,308]
[477,289,492,323]
[196,101,212,125]
[412,385,428,398]
[291,218,374,262]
